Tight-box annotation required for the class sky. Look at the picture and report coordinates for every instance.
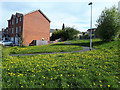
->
[0,0,119,32]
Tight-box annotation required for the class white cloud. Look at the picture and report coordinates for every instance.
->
[0,1,119,32]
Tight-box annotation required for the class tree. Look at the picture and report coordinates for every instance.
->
[64,27,79,40]
[96,6,119,41]
[50,27,79,41]
[62,23,65,30]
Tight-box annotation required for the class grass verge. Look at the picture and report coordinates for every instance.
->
[2,39,119,88]
[6,42,83,55]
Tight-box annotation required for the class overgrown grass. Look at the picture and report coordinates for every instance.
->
[6,42,83,55]
[2,39,119,88]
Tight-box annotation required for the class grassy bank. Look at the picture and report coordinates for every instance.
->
[2,39,119,88]
[6,42,83,55]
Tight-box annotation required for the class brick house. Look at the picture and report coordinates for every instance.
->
[2,27,10,41]
[7,10,50,46]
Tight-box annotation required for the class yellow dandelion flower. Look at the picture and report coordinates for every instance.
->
[90,85,92,87]
[108,85,110,87]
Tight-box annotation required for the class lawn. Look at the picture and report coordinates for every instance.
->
[2,39,119,88]
[6,42,83,55]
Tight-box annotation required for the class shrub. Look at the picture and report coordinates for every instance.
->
[96,6,119,41]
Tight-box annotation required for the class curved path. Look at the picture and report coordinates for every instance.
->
[10,42,94,56]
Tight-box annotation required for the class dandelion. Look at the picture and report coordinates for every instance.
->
[42,84,44,86]
[108,85,110,88]
[51,78,53,80]
[90,85,92,87]
[21,86,23,87]
[100,84,102,87]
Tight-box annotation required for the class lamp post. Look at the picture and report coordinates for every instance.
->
[88,2,92,51]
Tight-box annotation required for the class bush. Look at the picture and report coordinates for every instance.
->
[96,6,119,41]
[50,27,79,41]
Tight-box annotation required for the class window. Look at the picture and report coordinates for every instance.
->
[19,26,21,32]
[16,18,18,23]
[12,28,14,34]
[12,19,14,25]
[9,28,11,33]
[20,17,22,22]
[16,27,18,33]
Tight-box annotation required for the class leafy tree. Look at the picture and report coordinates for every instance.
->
[50,27,79,41]
[62,23,65,30]
[64,27,79,40]
[96,6,119,41]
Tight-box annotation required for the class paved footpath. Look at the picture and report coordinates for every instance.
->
[10,42,94,56]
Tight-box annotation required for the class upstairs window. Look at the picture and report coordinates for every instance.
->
[9,28,11,33]
[12,28,14,34]
[16,18,18,23]
[20,17,22,22]
[19,26,21,32]
[16,27,18,33]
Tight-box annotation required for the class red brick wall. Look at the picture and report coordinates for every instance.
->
[8,16,23,44]
[23,10,50,46]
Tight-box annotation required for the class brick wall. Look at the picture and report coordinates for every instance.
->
[23,10,50,46]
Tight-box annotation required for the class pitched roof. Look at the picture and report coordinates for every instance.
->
[38,10,50,23]
[50,29,56,33]
[24,9,50,23]
[50,29,61,33]
[87,28,96,31]
[16,12,23,17]
[8,9,50,23]
[8,13,23,21]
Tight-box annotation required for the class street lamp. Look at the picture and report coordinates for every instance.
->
[88,2,92,51]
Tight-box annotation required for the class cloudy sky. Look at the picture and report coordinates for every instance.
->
[0,0,119,32]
